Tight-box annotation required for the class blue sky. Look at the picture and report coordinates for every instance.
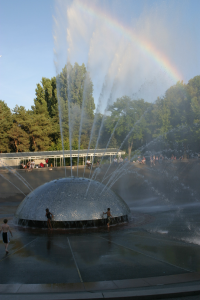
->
[0,0,55,109]
[0,0,200,111]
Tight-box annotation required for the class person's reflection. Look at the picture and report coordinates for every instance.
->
[46,237,51,254]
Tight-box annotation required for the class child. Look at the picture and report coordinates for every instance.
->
[103,208,113,228]
[1,219,13,254]
[45,208,54,230]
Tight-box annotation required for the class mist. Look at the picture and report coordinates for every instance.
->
[53,0,200,112]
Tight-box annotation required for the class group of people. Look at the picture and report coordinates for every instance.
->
[149,154,185,166]
[86,159,101,168]
[45,207,113,230]
[21,159,49,170]
[150,155,163,166]
[86,159,92,169]
[170,155,183,160]
[21,160,35,170]
[1,208,114,254]
[0,210,55,254]
[113,157,129,164]
[137,156,146,164]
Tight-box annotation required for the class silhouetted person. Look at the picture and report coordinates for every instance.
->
[103,208,113,228]
[45,208,54,230]
[1,219,13,254]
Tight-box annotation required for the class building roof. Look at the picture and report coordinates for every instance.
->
[0,148,125,159]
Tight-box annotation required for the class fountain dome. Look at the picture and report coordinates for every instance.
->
[15,177,130,228]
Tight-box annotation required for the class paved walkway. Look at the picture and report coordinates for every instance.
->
[1,221,200,299]
[1,167,200,299]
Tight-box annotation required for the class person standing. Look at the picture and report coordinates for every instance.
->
[156,156,159,165]
[32,160,35,169]
[46,159,49,167]
[1,219,13,254]
[150,155,153,167]
[103,208,113,228]
[86,159,91,169]
[142,156,146,164]
[45,208,54,230]
[113,158,118,164]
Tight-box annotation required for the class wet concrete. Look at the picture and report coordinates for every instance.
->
[2,227,196,284]
[0,164,200,298]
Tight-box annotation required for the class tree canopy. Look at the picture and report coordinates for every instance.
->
[1,64,200,158]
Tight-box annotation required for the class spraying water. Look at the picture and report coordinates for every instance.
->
[0,160,33,192]
[66,63,73,177]
[98,105,153,187]
[82,79,108,178]
[0,174,26,197]
[56,78,66,177]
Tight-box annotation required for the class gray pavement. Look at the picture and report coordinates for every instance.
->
[2,229,196,284]
[1,164,200,299]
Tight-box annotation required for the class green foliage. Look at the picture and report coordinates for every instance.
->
[1,72,200,155]
[187,76,200,124]
[55,62,95,147]
[105,96,152,158]
[9,105,30,152]
[57,63,95,115]
[9,123,30,152]
[0,101,13,153]
[48,138,69,151]
[29,113,52,151]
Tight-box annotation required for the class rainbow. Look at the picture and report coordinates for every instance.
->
[76,2,182,82]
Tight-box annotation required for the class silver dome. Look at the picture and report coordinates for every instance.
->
[15,177,130,222]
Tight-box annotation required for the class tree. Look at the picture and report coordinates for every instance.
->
[61,63,95,117]
[186,76,200,151]
[28,113,52,151]
[56,63,95,149]
[187,76,200,124]
[9,123,29,152]
[33,63,95,150]
[34,77,60,145]
[151,97,172,138]
[2,69,200,155]
[106,96,151,159]
[30,96,53,151]
[0,100,13,153]
[8,105,31,152]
